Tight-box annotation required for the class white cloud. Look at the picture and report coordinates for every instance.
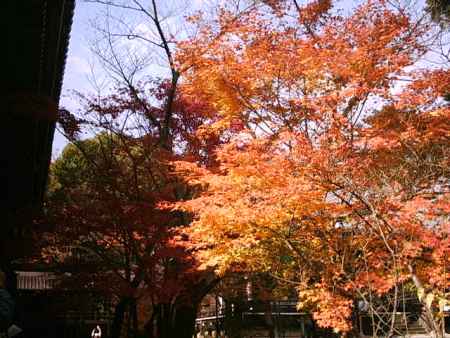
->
[66,55,91,74]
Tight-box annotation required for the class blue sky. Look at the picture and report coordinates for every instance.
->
[54,1,99,156]
[54,0,209,157]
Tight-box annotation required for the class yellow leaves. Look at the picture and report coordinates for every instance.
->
[428,109,446,117]
[178,128,355,279]
[299,288,353,333]
[438,297,448,313]
[417,288,446,312]
[425,292,435,309]
[417,288,425,300]
[178,0,423,144]
[172,0,450,334]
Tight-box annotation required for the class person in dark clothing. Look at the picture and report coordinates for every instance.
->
[0,271,14,334]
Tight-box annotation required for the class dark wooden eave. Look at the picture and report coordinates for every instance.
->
[1,0,75,265]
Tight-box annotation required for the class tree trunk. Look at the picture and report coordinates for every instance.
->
[146,277,220,338]
[264,301,276,338]
[170,304,198,338]
[111,297,130,338]
[408,265,444,338]
[147,302,198,338]
[131,298,138,338]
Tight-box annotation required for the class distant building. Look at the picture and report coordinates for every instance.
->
[13,247,114,338]
[195,290,450,338]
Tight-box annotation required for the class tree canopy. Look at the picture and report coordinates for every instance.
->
[42,0,450,337]
[174,0,450,334]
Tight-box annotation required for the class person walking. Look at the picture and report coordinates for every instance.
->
[91,325,102,338]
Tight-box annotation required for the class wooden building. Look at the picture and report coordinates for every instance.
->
[2,0,75,281]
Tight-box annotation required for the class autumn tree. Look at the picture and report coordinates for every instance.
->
[43,1,233,337]
[43,73,229,338]
[175,0,450,336]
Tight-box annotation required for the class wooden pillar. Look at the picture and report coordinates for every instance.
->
[2,91,58,282]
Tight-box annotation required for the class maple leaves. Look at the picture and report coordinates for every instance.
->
[178,1,425,149]
[174,0,450,334]
[300,288,354,333]
[44,0,450,336]
[46,78,227,337]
